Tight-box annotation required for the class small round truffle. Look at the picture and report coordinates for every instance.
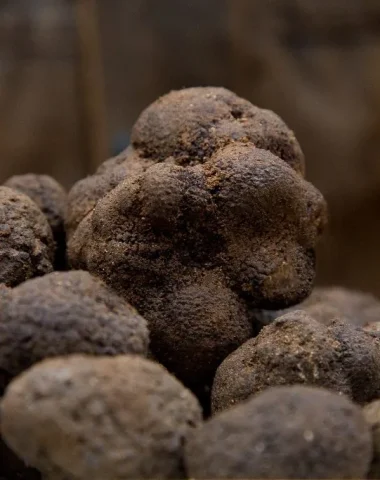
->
[363,399,380,478]
[0,186,54,287]
[1,355,202,480]
[212,310,380,413]
[0,270,149,394]
[4,174,67,269]
[186,386,372,479]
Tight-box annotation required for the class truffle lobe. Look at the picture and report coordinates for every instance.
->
[186,386,372,479]
[1,355,202,480]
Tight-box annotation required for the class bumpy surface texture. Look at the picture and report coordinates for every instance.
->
[0,270,149,395]
[69,142,326,390]
[0,186,54,287]
[250,286,380,329]
[1,355,202,480]
[212,310,380,413]
[67,87,306,240]
[186,386,372,479]
[363,399,380,478]
[4,174,67,269]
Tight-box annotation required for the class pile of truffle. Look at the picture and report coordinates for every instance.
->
[1,87,380,480]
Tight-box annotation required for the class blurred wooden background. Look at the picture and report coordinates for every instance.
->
[1,0,380,295]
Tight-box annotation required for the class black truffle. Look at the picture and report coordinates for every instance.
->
[1,355,202,480]
[4,174,67,269]
[212,310,380,413]
[186,385,372,479]
[363,399,380,478]
[0,186,54,287]
[0,270,149,395]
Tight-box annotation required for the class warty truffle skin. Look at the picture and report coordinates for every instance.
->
[211,310,380,413]
[66,87,306,240]
[0,186,54,287]
[68,142,326,390]
[0,270,149,395]
[4,174,67,269]
[0,355,203,480]
[185,386,372,479]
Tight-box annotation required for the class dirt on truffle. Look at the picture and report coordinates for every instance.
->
[1,355,202,480]
[186,386,372,479]
[4,174,67,269]
[212,310,380,413]
[0,270,149,395]
[0,186,54,287]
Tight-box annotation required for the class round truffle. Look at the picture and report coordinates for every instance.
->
[0,270,149,395]
[68,143,326,392]
[4,174,67,269]
[1,355,202,480]
[132,86,305,174]
[212,310,380,413]
[0,186,54,287]
[186,386,372,479]
[363,399,380,478]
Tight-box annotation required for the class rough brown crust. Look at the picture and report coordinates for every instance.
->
[67,87,306,241]
[212,310,380,413]
[68,143,326,391]
[0,270,149,395]
[186,386,372,479]
[4,174,67,269]
[132,87,305,174]
[0,186,54,287]
[1,355,202,480]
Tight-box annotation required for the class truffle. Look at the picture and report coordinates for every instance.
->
[363,399,380,478]
[0,270,149,395]
[4,174,67,269]
[0,186,54,287]
[212,310,380,413]
[1,355,202,480]
[185,386,372,479]
[66,87,306,240]
[68,142,326,392]
[250,285,380,329]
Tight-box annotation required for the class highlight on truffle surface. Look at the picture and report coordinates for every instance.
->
[0,354,202,480]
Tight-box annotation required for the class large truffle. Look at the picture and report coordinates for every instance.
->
[186,386,372,479]
[0,270,149,395]
[66,87,306,239]
[0,186,54,287]
[212,310,380,413]
[1,355,202,480]
[4,174,67,269]
[69,142,326,391]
